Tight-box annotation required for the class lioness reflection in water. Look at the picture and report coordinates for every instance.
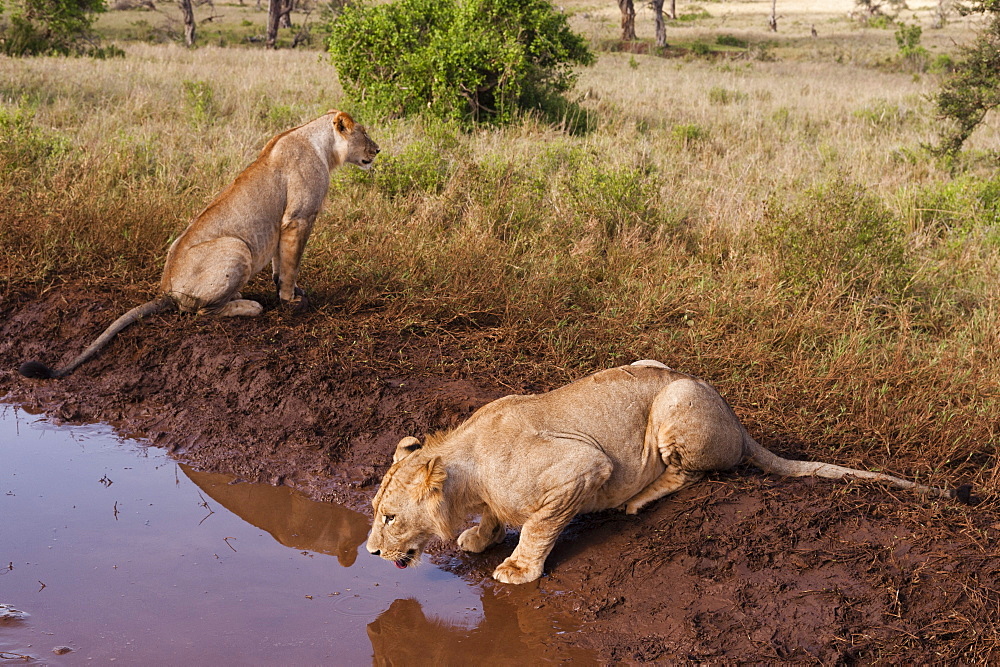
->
[368,590,594,665]
[182,465,369,567]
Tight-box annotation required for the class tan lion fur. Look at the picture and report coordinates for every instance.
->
[366,361,964,585]
[19,111,378,379]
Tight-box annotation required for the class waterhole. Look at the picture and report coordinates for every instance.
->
[0,406,595,664]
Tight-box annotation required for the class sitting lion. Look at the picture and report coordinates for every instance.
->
[19,110,379,379]
[366,361,970,585]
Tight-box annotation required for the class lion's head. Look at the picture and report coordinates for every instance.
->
[366,437,453,569]
[331,110,379,170]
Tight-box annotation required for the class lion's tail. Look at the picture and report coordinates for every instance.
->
[743,434,973,504]
[19,296,176,380]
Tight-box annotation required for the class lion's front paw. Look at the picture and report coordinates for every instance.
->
[624,500,643,515]
[493,557,542,585]
[457,527,488,553]
[458,523,505,553]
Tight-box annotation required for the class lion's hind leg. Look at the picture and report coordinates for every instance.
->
[624,468,704,515]
[169,237,263,317]
[624,378,744,515]
[207,298,264,317]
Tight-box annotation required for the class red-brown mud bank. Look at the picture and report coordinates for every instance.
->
[2,284,997,662]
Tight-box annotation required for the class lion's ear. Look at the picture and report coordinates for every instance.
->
[416,456,447,499]
[333,111,356,135]
[393,436,422,463]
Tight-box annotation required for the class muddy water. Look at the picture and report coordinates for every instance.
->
[0,406,595,664]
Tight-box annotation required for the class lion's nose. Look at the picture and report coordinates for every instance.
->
[370,549,380,556]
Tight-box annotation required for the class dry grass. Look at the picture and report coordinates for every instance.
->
[1,2,998,497]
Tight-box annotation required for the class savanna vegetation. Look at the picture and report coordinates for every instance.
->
[0,0,998,503]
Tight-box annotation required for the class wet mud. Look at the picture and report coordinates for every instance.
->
[2,284,998,662]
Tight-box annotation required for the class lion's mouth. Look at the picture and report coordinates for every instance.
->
[394,550,417,569]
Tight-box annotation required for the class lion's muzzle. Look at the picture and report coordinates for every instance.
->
[368,546,416,569]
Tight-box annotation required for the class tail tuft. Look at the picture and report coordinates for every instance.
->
[954,484,979,506]
[18,360,57,379]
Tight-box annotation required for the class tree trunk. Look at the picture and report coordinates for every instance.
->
[651,0,666,47]
[179,0,195,46]
[267,0,294,46]
[278,0,293,29]
[669,0,676,20]
[618,0,636,41]
[768,0,778,32]
[266,0,280,47]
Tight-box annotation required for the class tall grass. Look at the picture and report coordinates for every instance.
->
[0,38,997,491]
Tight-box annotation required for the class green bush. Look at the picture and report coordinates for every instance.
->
[868,14,894,29]
[708,86,746,106]
[759,178,911,297]
[325,0,593,126]
[567,161,660,240]
[182,80,216,127]
[355,139,454,198]
[0,0,106,56]
[716,34,747,48]
[690,41,711,56]
[677,8,711,22]
[928,53,955,73]
[0,102,70,176]
[914,175,1000,234]
[672,122,707,144]
[894,22,929,70]
[934,12,1000,154]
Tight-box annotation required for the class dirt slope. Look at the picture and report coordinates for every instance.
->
[2,284,997,663]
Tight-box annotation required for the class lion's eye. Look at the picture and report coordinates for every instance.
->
[382,514,395,525]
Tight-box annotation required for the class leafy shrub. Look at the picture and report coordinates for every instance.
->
[894,23,923,55]
[350,139,453,198]
[716,34,747,48]
[567,161,660,240]
[894,22,929,70]
[690,41,711,56]
[914,175,1000,233]
[934,12,1000,154]
[0,102,70,175]
[868,14,894,29]
[929,53,955,73]
[677,8,711,21]
[759,178,911,297]
[182,80,216,127]
[0,0,107,56]
[671,123,707,145]
[325,0,593,126]
[708,86,746,106]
